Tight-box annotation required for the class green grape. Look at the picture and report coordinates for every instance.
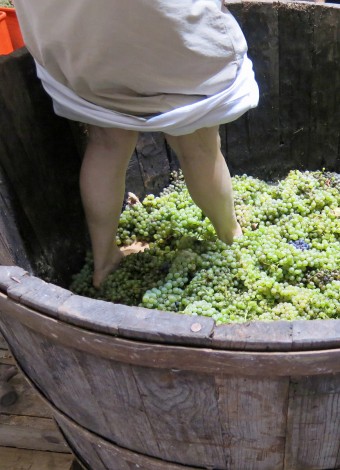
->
[71,169,340,323]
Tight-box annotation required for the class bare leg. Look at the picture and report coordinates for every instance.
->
[80,126,138,287]
[165,126,242,244]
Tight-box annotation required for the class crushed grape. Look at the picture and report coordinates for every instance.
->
[71,170,340,324]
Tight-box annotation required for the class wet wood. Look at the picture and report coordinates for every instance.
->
[3,267,340,352]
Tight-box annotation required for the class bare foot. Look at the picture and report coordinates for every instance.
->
[92,250,124,289]
[92,241,149,288]
[219,222,243,245]
[233,223,243,240]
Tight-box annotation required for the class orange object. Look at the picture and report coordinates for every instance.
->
[0,11,13,55]
[0,7,24,50]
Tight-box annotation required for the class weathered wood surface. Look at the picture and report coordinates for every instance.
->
[55,411,203,470]
[0,166,31,271]
[2,293,340,469]
[2,293,340,378]
[285,375,340,470]
[0,447,75,470]
[1,266,340,353]
[215,375,289,469]
[0,1,338,292]
[0,48,87,286]
[0,331,72,455]
[0,3,339,469]
[0,414,69,453]
[228,1,340,177]
[0,359,70,454]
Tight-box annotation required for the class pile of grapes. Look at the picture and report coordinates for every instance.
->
[71,170,340,324]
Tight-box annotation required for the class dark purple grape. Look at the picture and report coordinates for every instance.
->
[289,239,310,250]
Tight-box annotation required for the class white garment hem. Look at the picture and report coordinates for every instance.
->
[35,55,259,136]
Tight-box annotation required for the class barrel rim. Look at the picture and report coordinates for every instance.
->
[0,266,339,353]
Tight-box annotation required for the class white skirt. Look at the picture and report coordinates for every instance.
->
[36,54,259,136]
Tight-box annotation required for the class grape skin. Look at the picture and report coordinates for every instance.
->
[71,170,340,324]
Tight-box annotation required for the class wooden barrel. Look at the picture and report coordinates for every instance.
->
[0,1,339,469]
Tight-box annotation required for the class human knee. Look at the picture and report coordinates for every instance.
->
[165,126,220,161]
[88,125,138,153]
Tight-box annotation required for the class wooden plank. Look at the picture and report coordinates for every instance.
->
[131,368,227,468]
[0,415,70,453]
[56,410,203,470]
[0,267,215,346]
[135,132,171,196]
[228,2,281,177]
[0,265,28,290]
[0,447,74,470]
[59,294,215,346]
[0,166,32,270]
[292,320,340,351]
[74,352,162,457]
[7,276,72,316]
[0,49,87,286]
[309,4,340,171]
[2,294,340,377]
[125,151,146,200]
[0,347,14,366]
[216,375,289,470]
[212,321,293,351]
[285,374,340,470]
[0,363,51,418]
[0,332,8,350]
[278,2,315,171]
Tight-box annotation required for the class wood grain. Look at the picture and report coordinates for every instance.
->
[0,363,50,418]
[2,294,340,378]
[2,267,340,352]
[59,294,215,346]
[0,48,87,286]
[216,376,289,470]
[0,414,69,453]
[131,367,227,467]
[0,166,32,270]
[55,410,204,470]
[0,447,74,470]
[285,375,340,470]
[309,4,340,170]
[212,321,293,351]
[135,132,171,196]
[228,3,282,178]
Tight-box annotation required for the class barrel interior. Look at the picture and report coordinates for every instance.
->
[0,0,339,286]
[0,2,339,470]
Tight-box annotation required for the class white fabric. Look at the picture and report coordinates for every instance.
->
[36,55,259,136]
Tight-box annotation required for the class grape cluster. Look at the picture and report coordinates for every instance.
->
[288,239,310,250]
[71,170,340,324]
